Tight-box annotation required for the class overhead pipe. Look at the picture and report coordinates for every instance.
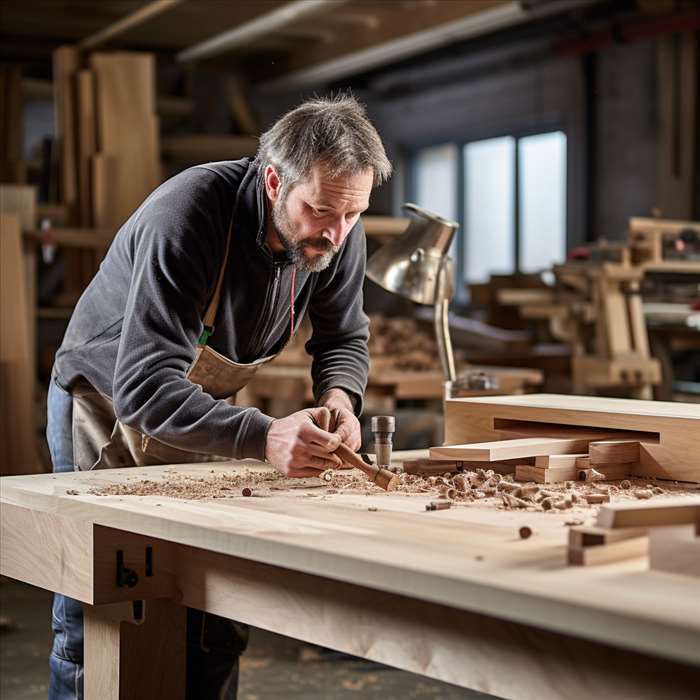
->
[553,9,700,56]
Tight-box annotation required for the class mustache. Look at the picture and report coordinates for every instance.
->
[302,237,337,253]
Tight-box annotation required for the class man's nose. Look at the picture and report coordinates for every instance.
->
[322,215,349,246]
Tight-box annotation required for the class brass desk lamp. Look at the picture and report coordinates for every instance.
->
[366,203,460,385]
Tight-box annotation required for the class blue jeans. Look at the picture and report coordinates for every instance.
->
[47,376,247,700]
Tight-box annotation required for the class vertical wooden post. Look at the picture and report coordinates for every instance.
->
[84,598,186,700]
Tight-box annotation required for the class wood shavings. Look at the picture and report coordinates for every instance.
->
[85,462,693,516]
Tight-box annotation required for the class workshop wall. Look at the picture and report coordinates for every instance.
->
[594,38,658,239]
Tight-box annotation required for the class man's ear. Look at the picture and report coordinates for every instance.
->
[264,165,282,203]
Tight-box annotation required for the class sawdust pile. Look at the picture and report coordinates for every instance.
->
[86,464,692,514]
[89,469,287,500]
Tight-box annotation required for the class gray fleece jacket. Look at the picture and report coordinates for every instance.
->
[54,158,370,461]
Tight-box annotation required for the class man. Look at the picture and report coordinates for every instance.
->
[47,95,392,699]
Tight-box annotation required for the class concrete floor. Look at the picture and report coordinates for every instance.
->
[1,579,496,700]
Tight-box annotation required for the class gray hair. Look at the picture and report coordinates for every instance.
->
[255,95,392,191]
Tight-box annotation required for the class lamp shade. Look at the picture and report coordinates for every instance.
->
[366,203,459,305]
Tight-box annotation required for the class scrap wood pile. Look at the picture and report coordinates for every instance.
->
[368,314,440,371]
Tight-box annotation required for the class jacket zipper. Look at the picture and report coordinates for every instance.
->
[248,262,283,356]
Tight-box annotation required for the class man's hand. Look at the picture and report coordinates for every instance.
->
[318,388,361,452]
[265,407,342,478]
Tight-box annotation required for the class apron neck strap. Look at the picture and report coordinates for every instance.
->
[199,215,233,346]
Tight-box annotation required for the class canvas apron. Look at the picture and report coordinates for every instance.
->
[70,217,286,471]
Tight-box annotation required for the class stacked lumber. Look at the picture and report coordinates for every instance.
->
[53,47,160,289]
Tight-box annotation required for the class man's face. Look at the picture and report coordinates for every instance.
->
[267,164,373,272]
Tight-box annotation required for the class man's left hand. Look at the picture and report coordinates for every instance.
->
[318,389,361,452]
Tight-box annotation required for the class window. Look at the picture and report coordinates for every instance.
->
[464,136,515,283]
[518,131,567,273]
[410,131,567,295]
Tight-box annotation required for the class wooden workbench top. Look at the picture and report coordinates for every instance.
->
[2,457,699,667]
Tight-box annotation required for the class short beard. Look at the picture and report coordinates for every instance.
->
[271,196,339,273]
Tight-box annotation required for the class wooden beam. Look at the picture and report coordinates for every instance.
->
[177,0,349,63]
[78,0,185,50]
[597,499,700,530]
[161,134,258,162]
[430,437,591,462]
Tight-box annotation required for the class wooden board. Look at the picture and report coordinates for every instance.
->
[515,464,577,484]
[90,52,160,229]
[597,499,700,530]
[431,437,591,462]
[53,46,79,214]
[444,394,700,482]
[3,459,700,670]
[0,214,39,475]
[535,454,588,468]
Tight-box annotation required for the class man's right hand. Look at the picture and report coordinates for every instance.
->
[264,407,343,477]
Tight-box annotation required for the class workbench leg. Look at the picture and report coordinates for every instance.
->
[84,598,186,700]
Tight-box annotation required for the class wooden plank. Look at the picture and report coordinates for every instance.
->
[76,69,99,286]
[443,394,700,482]
[535,454,588,468]
[161,134,257,162]
[597,499,700,530]
[589,440,640,465]
[53,46,79,214]
[90,52,160,229]
[515,464,577,484]
[25,227,113,249]
[430,437,591,462]
[0,214,39,475]
[0,186,38,385]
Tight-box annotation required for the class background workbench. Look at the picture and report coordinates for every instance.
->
[2,455,699,700]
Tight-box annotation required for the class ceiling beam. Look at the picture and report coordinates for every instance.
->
[177,0,349,63]
[78,0,185,50]
[259,0,601,92]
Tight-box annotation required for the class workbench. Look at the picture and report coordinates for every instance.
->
[1,456,699,700]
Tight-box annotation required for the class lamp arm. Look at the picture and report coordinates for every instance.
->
[434,258,456,383]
